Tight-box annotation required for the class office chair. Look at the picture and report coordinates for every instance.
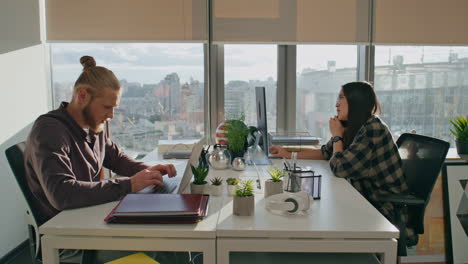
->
[5,142,94,264]
[377,133,450,256]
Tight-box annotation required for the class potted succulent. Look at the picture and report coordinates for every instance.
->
[450,115,468,154]
[226,177,240,196]
[210,177,223,196]
[190,164,209,194]
[233,179,255,216]
[264,168,286,198]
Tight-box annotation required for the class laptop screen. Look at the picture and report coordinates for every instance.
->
[177,137,206,194]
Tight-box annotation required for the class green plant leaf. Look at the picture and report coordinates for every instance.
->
[210,177,223,186]
[268,168,286,182]
[235,179,254,197]
[450,128,459,138]
[450,119,463,133]
[226,117,249,154]
[191,164,209,184]
[462,126,468,140]
[450,115,468,140]
[226,177,240,185]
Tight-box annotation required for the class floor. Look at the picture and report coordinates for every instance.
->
[3,244,33,264]
[3,244,447,264]
[2,245,201,264]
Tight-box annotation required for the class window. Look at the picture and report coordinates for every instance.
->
[296,45,358,142]
[374,46,468,144]
[224,44,277,131]
[51,43,204,157]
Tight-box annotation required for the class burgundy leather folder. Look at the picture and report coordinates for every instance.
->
[105,193,209,224]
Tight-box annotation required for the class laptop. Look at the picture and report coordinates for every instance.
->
[139,137,206,194]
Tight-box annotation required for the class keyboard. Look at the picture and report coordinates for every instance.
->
[152,179,178,193]
[138,177,178,194]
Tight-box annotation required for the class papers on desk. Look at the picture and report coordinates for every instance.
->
[162,149,192,159]
[104,193,209,224]
[105,253,160,264]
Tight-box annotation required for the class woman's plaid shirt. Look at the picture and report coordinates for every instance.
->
[321,116,411,233]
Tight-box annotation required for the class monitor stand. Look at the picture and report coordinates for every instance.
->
[245,132,272,165]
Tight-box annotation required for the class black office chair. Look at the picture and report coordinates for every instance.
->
[5,142,94,264]
[377,133,450,256]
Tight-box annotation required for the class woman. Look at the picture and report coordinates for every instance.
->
[270,81,416,244]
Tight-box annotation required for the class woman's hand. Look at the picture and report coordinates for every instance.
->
[269,145,291,158]
[329,116,344,137]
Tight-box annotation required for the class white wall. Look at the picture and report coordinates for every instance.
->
[0,0,41,54]
[0,45,48,258]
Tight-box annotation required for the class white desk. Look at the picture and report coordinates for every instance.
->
[39,195,221,264]
[40,159,398,264]
[211,160,398,264]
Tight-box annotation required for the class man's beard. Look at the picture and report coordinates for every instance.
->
[82,103,104,133]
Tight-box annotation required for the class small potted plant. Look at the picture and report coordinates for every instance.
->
[190,164,209,194]
[226,177,240,196]
[450,115,468,154]
[210,177,223,196]
[233,179,255,216]
[264,168,286,198]
[226,114,249,159]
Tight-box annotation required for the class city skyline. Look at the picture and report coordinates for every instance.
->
[51,44,468,155]
[52,43,468,86]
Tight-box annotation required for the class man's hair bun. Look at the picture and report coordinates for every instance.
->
[80,56,96,70]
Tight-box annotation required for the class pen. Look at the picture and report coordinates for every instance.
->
[291,152,297,171]
[283,158,291,171]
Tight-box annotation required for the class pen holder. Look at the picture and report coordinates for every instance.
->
[284,167,322,200]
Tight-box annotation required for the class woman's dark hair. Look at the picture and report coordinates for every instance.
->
[342,81,381,148]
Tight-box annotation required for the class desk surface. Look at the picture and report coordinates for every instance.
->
[39,196,222,239]
[446,148,468,161]
[214,160,399,240]
[40,159,398,242]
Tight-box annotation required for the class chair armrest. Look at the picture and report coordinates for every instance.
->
[376,194,425,205]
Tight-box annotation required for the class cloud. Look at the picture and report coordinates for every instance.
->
[51,43,204,68]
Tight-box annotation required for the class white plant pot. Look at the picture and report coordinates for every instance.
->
[210,185,223,196]
[233,196,255,216]
[190,182,206,194]
[264,180,283,198]
[227,185,237,196]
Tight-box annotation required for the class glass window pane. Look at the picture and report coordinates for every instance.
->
[296,45,358,142]
[374,46,468,145]
[51,43,204,157]
[224,44,277,131]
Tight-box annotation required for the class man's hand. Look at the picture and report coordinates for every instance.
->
[130,169,163,192]
[148,164,177,178]
[329,116,345,137]
[269,145,291,158]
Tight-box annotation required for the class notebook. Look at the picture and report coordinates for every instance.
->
[105,193,209,224]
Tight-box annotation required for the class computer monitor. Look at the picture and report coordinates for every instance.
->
[255,86,269,153]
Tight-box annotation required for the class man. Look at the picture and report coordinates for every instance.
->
[24,56,176,225]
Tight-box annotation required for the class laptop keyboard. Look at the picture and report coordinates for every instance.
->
[152,178,178,193]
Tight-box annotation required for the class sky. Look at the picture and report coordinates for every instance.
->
[51,43,204,84]
[51,43,468,85]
